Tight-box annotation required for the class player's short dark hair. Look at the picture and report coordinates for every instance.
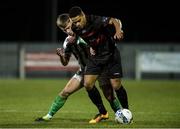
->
[69,6,83,18]
[57,13,70,28]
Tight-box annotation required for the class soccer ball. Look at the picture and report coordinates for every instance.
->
[115,109,133,124]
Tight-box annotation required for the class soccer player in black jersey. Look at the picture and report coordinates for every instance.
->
[35,13,122,124]
[69,6,129,112]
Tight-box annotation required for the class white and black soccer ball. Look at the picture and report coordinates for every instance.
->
[115,109,133,124]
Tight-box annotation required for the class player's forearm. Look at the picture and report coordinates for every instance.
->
[109,18,124,40]
[59,56,69,66]
[109,18,122,32]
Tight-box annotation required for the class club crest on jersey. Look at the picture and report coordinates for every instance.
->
[102,17,108,22]
[82,29,87,34]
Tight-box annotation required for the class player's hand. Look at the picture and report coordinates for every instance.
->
[90,47,96,56]
[114,30,124,41]
[66,35,76,44]
[56,48,64,57]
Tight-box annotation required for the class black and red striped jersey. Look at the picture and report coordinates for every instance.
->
[72,15,117,62]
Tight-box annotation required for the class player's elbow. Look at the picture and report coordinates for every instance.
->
[61,61,68,66]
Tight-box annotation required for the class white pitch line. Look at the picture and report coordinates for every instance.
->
[0,127,180,129]
[0,110,180,115]
[0,110,89,113]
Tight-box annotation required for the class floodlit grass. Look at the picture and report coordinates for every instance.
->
[0,79,180,128]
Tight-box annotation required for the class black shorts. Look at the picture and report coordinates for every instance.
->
[85,48,123,79]
[97,71,111,87]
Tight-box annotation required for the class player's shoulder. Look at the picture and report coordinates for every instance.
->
[89,14,111,26]
[90,14,110,19]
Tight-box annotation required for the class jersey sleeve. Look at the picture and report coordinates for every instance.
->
[63,36,72,58]
[101,16,111,26]
[91,15,111,27]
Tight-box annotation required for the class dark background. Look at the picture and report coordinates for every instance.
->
[0,0,179,43]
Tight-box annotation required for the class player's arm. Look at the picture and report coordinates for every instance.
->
[109,18,124,40]
[56,35,76,66]
[56,48,70,66]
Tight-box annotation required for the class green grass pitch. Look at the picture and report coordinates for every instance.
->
[0,79,180,128]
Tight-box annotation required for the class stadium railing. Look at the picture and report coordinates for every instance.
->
[135,51,180,80]
[19,47,79,79]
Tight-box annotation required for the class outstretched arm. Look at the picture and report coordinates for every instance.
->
[109,18,124,41]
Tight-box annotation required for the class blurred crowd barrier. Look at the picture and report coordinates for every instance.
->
[0,42,180,80]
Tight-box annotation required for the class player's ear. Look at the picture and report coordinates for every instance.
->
[81,11,85,16]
